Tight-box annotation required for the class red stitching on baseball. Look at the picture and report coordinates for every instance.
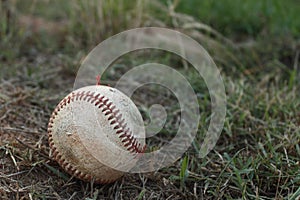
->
[50,90,146,154]
[48,131,113,183]
[48,89,146,183]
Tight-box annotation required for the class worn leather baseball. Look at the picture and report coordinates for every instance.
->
[48,85,146,183]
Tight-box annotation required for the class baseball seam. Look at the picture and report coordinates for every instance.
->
[48,90,146,183]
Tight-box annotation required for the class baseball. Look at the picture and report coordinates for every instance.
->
[47,85,146,183]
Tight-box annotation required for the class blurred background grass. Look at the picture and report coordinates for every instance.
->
[167,0,300,38]
[0,0,299,199]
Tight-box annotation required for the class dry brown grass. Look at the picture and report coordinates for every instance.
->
[0,64,196,199]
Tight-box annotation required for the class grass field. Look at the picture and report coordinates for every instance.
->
[0,0,299,199]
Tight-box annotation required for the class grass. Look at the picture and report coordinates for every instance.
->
[1,0,300,199]
[165,0,300,38]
